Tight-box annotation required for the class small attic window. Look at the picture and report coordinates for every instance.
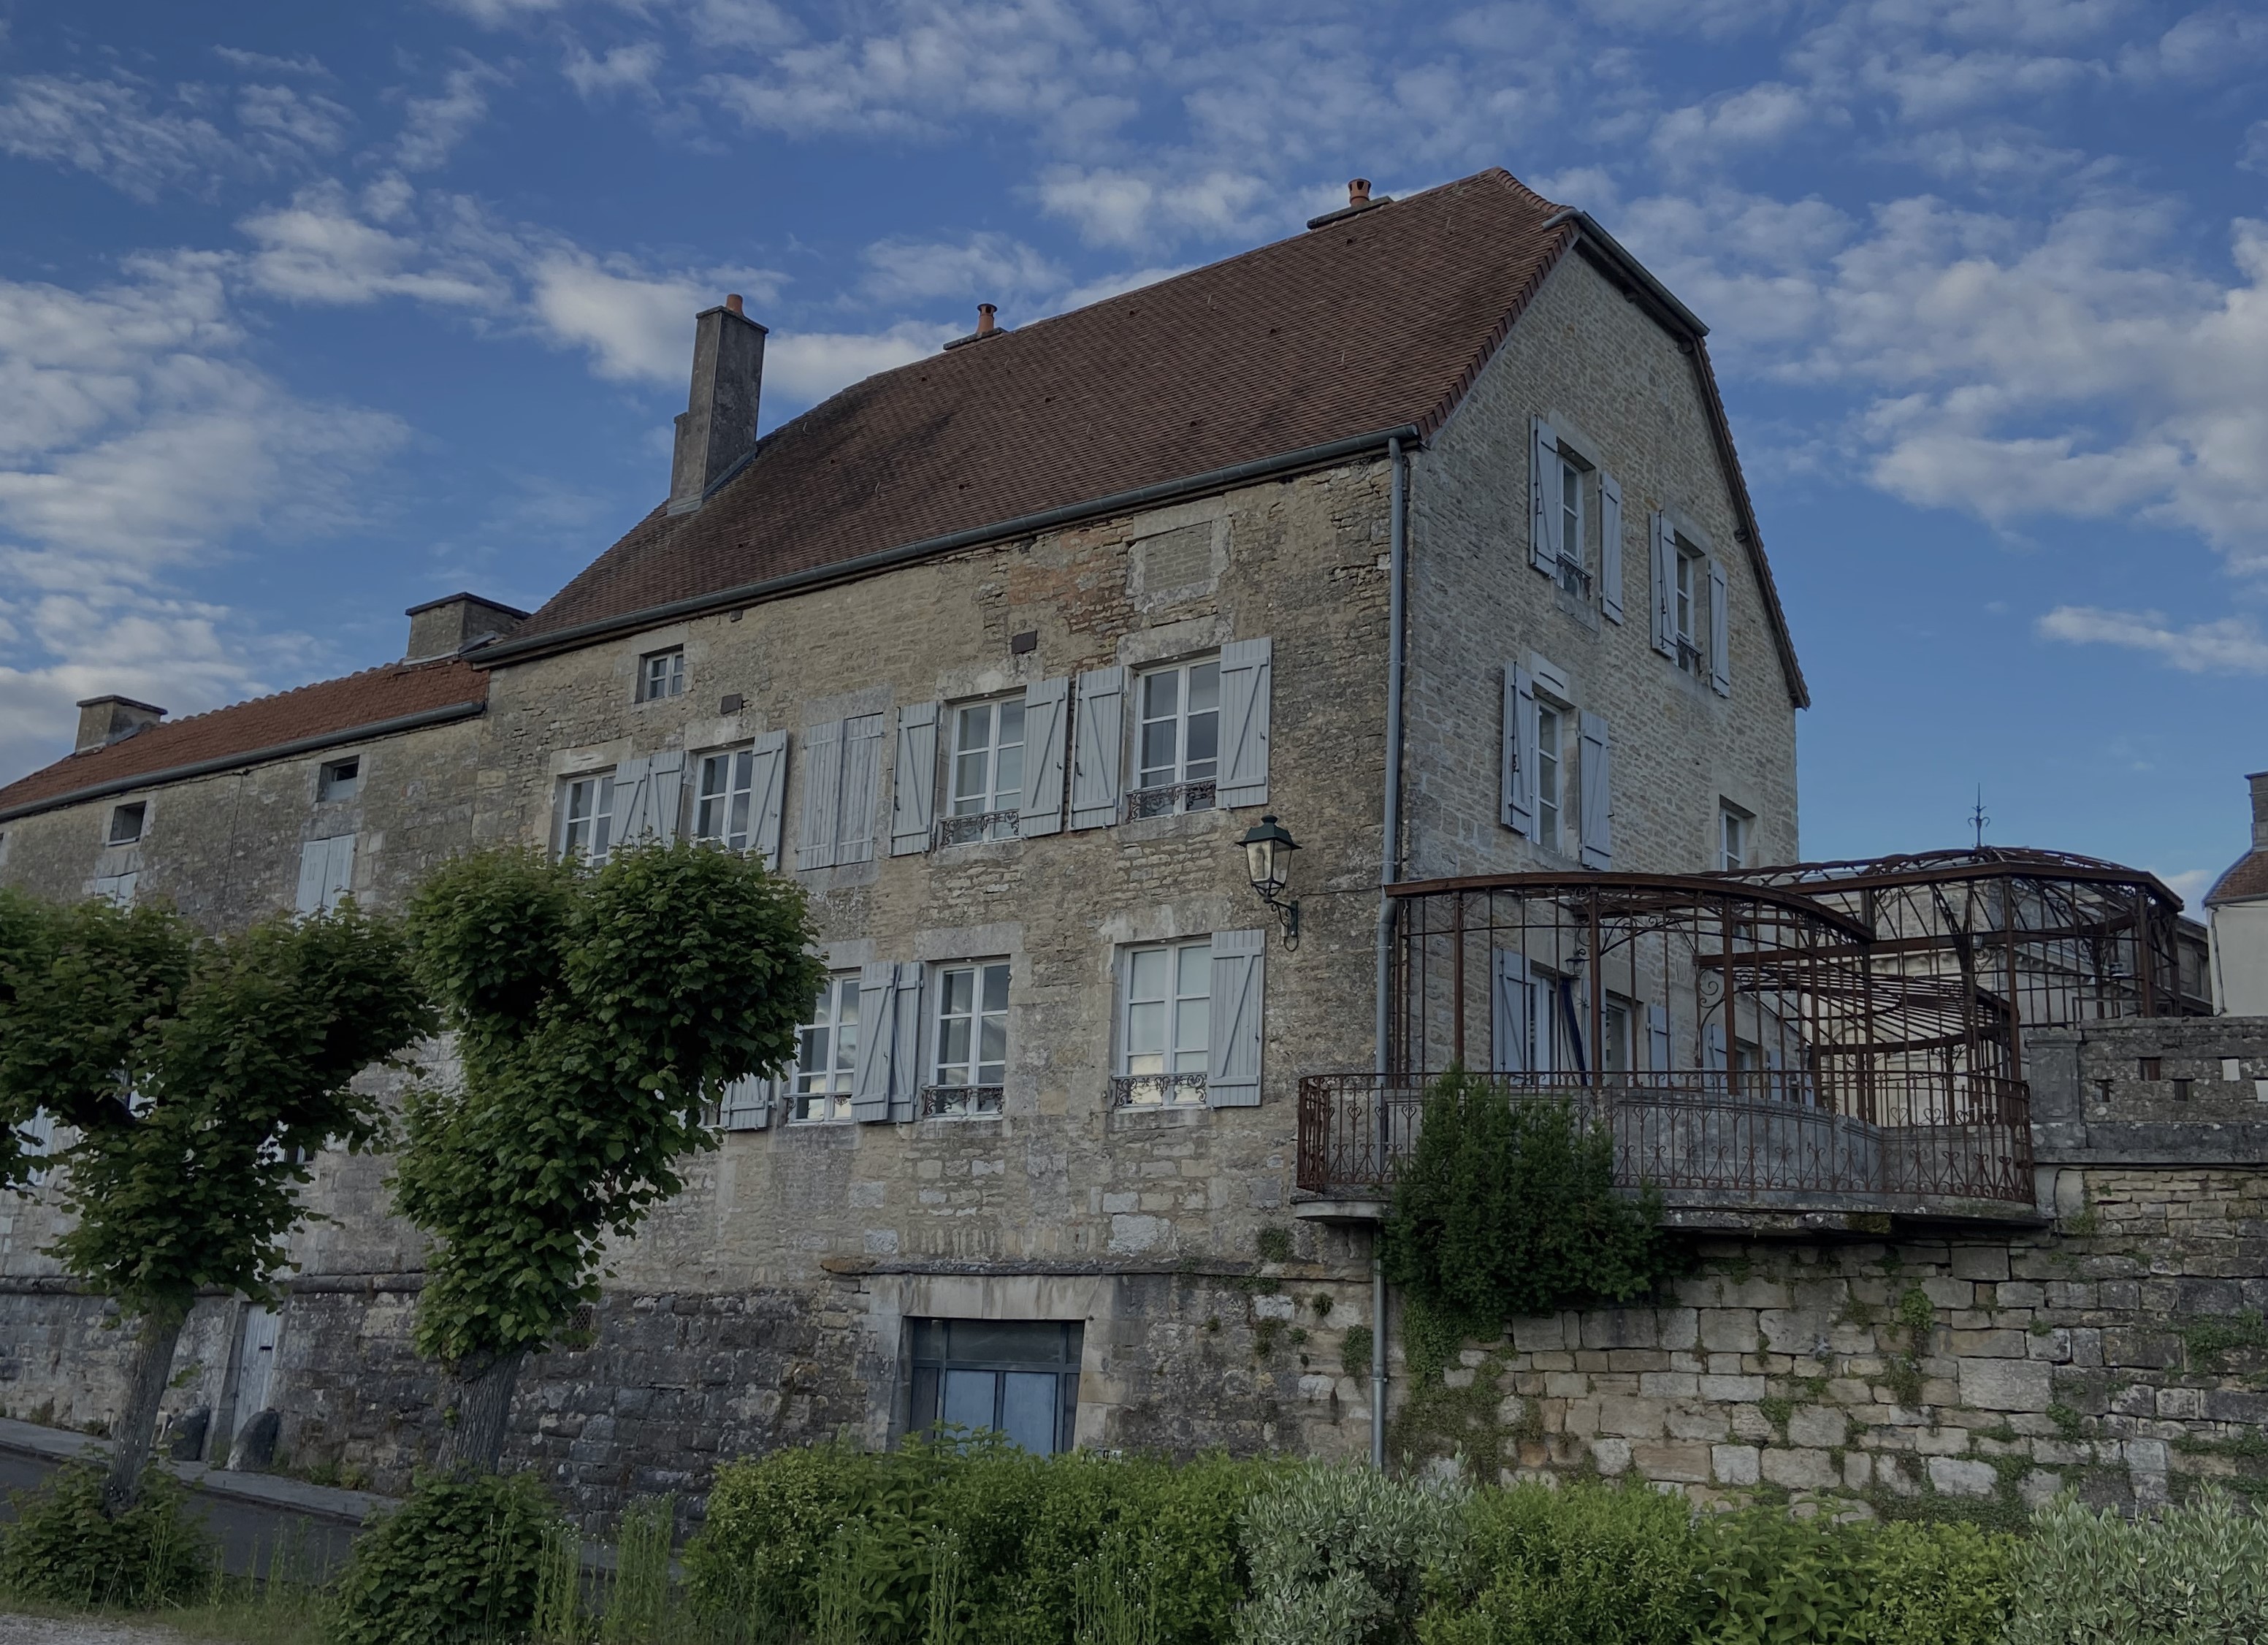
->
[319,757,361,801]
[108,802,146,846]
[638,647,687,703]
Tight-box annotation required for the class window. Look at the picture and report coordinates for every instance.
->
[559,772,616,863]
[318,757,360,801]
[1601,995,1634,1074]
[108,802,145,846]
[2139,1057,2163,1081]
[792,974,862,1123]
[638,647,685,703]
[1673,546,1703,671]
[1116,939,1210,1106]
[1129,659,1219,817]
[295,835,356,915]
[944,697,1024,843]
[1554,449,1591,598]
[1719,804,1750,872]
[1535,703,1564,852]
[907,1318,1081,1455]
[692,748,755,850]
[928,960,1009,1115]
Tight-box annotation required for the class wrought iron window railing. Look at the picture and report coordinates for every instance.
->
[935,810,1020,846]
[1126,781,1216,820]
[923,1084,1004,1118]
[1556,554,1592,599]
[1110,1072,1209,1109]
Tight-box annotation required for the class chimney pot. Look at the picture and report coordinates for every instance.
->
[725,293,744,316]
[74,695,166,755]
[1348,178,1372,206]
[977,303,997,336]
[670,299,768,514]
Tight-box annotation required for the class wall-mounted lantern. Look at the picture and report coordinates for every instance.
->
[1238,813,1301,950]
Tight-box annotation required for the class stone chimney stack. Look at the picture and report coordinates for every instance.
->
[404,593,530,662]
[2250,771,2268,849]
[75,695,165,755]
[668,294,767,516]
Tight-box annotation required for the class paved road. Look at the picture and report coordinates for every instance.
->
[0,1615,201,1644]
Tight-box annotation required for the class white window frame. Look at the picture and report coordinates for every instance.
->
[638,647,686,703]
[1554,445,1592,598]
[1116,938,1211,1107]
[1673,541,1704,673]
[928,958,1010,1114]
[692,746,756,851]
[107,802,145,846]
[318,757,361,802]
[1129,657,1221,818]
[1720,803,1751,872]
[1601,993,1636,1075]
[791,972,862,1123]
[1535,700,1566,854]
[943,695,1026,843]
[558,771,616,863]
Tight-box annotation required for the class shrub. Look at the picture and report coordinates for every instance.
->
[1419,1478,1706,1645]
[1235,1464,1465,1645]
[328,1469,565,1645]
[0,1461,211,1608]
[2006,1488,2268,1645]
[1698,1508,2015,1645]
[1382,1073,1679,1327]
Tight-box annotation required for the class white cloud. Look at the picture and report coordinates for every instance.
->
[857,234,1064,308]
[1651,82,1814,167]
[1036,165,1270,252]
[2037,606,2268,673]
[563,41,665,100]
[212,47,332,77]
[0,73,345,201]
[528,254,783,383]
[239,184,510,308]
[763,323,956,406]
[2158,866,2215,905]
[2244,121,2268,175]
[398,64,505,172]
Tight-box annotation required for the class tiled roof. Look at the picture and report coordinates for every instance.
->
[2208,850,2268,907]
[0,659,486,821]
[506,169,1589,646]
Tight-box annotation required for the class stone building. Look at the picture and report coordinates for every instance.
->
[0,169,2257,1522]
[2207,771,2268,1015]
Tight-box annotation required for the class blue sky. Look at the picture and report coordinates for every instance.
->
[1,1,2263,901]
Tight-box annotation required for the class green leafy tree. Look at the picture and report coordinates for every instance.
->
[395,841,822,1471]
[0,889,432,1511]
[1381,1070,1680,1328]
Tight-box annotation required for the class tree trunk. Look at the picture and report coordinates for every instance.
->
[104,1305,187,1514]
[437,1346,527,1474]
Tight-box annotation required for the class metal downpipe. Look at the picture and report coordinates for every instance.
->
[1372,434,1408,1470]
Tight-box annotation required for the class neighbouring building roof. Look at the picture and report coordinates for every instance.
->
[2208,851,2268,908]
[487,168,1806,703]
[0,659,487,823]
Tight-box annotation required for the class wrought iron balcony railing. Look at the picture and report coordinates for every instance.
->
[1110,1072,1209,1108]
[922,1084,1004,1118]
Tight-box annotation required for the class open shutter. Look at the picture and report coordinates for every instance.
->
[850,960,899,1121]
[1530,419,1561,575]
[1649,514,1676,658]
[1070,666,1126,830]
[648,750,685,841]
[795,722,841,871]
[890,701,939,857]
[718,1076,775,1131]
[838,713,885,864]
[749,730,787,870]
[1501,663,1536,837]
[1647,1003,1672,1072]
[613,755,653,847]
[324,833,357,907]
[1491,949,1530,1074]
[1207,928,1265,1107]
[1707,557,1731,696]
[294,841,330,914]
[1598,472,1624,623]
[1018,677,1068,838]
[887,961,925,1123]
[1217,637,1272,808]
[1578,712,1611,871]
[1517,667,1540,840]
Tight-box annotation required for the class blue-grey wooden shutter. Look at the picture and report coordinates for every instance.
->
[749,730,787,870]
[838,712,885,864]
[718,1075,774,1131]
[796,722,841,871]
[1217,637,1272,808]
[887,961,926,1123]
[612,754,653,848]
[1598,471,1624,623]
[1647,1003,1671,1072]
[1707,557,1731,695]
[850,959,899,1121]
[325,833,356,907]
[1578,712,1611,871]
[646,749,685,841]
[1491,949,1530,1074]
[294,840,329,914]
[890,701,939,856]
[1501,663,1536,837]
[1703,1022,1727,1080]
[1070,665,1126,829]
[1649,513,1676,658]
[1530,419,1560,575]
[1018,676,1068,838]
[1206,928,1264,1107]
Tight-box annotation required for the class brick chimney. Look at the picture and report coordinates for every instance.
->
[404,593,530,662]
[668,294,767,516]
[2251,771,2268,849]
[75,695,164,755]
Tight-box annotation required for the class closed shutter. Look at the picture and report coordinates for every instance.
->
[1070,666,1126,830]
[1491,949,1530,1074]
[1217,637,1272,808]
[1018,677,1069,838]
[1207,928,1265,1107]
[749,730,788,871]
[887,961,925,1123]
[1598,472,1624,623]
[1501,663,1536,837]
[1647,1003,1672,1072]
[1530,419,1561,575]
[850,960,899,1121]
[324,833,356,907]
[294,840,330,914]
[1707,557,1731,696]
[718,1076,775,1131]
[646,750,684,841]
[1649,514,1676,658]
[838,713,885,864]
[1578,712,1612,871]
[613,755,653,848]
[795,722,841,871]
[889,701,940,857]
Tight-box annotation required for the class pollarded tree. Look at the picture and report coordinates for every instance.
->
[396,841,822,1471]
[0,890,433,1510]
